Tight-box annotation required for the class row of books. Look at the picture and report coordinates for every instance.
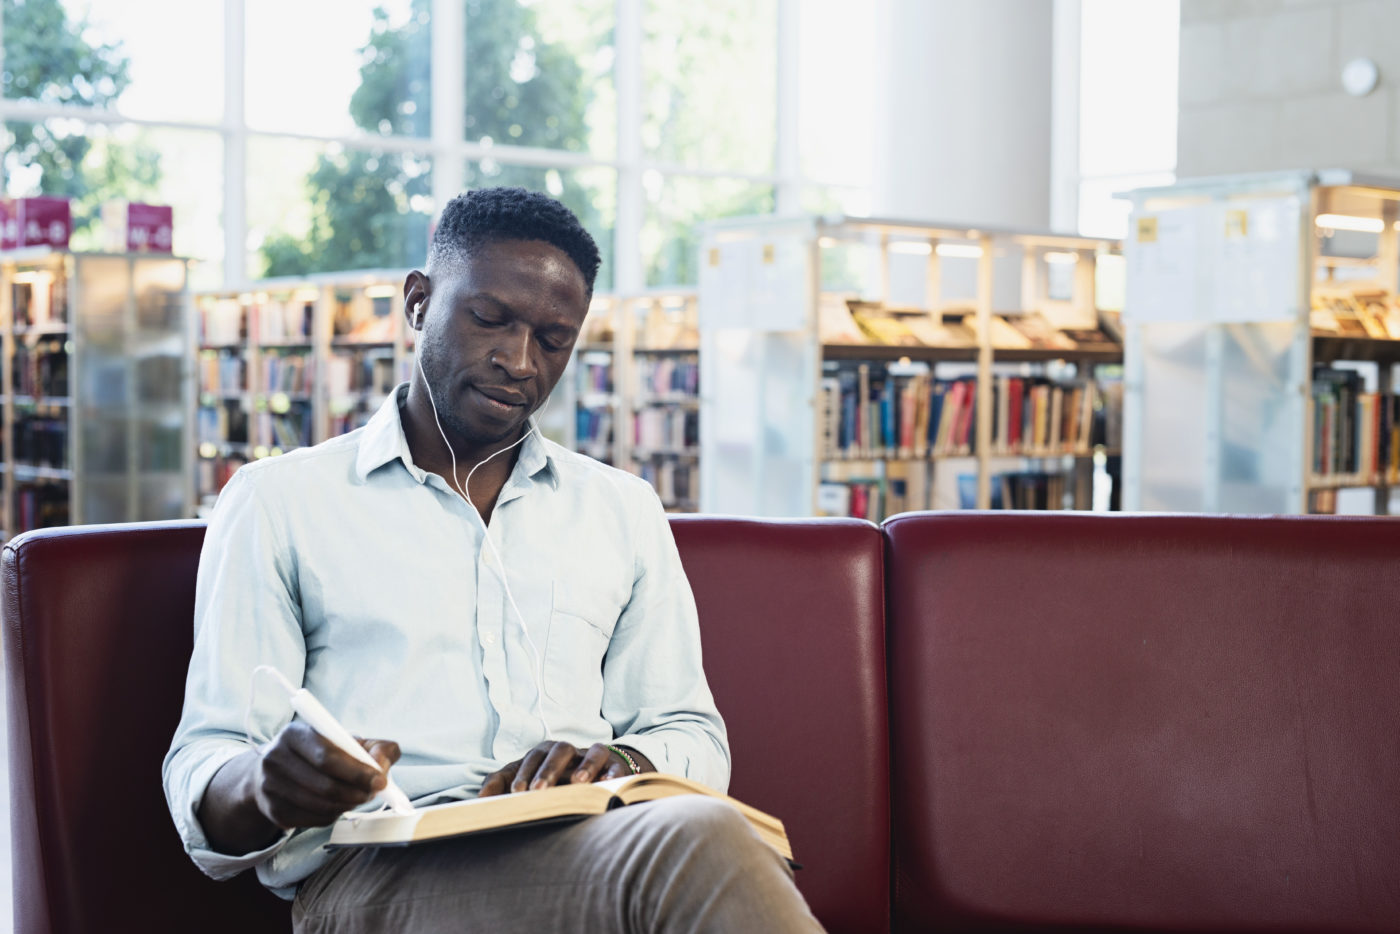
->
[257,299,314,343]
[199,351,245,395]
[632,408,698,452]
[326,350,395,397]
[1310,367,1398,481]
[633,358,698,398]
[632,459,697,508]
[196,451,249,504]
[329,407,376,437]
[259,409,313,450]
[576,408,615,453]
[578,359,613,394]
[13,415,67,467]
[197,401,250,445]
[15,482,69,532]
[12,338,67,397]
[262,352,314,395]
[820,365,1122,460]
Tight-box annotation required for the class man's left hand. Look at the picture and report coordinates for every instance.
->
[479,741,654,797]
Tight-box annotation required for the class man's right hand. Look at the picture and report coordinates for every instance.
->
[198,722,401,855]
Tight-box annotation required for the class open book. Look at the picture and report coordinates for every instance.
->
[327,773,793,861]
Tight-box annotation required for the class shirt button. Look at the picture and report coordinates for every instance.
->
[483,632,497,646]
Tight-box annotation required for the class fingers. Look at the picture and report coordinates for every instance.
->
[529,742,581,791]
[255,751,374,829]
[479,761,519,798]
[572,743,615,784]
[359,738,402,772]
[252,723,397,830]
[282,722,382,793]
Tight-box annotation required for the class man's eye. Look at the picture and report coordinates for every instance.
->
[471,311,501,327]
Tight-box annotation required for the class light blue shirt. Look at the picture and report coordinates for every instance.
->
[162,384,730,898]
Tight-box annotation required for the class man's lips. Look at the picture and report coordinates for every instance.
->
[473,386,528,407]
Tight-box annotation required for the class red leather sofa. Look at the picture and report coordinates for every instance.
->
[6,513,1400,933]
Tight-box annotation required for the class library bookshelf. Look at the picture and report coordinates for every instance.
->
[697,215,1123,521]
[194,276,701,514]
[0,248,193,537]
[553,291,700,513]
[1122,170,1400,515]
[194,270,411,513]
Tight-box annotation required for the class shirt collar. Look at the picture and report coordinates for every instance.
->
[355,382,559,490]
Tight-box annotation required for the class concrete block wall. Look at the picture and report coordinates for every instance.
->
[1178,0,1400,178]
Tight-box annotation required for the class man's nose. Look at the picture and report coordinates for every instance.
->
[494,326,538,379]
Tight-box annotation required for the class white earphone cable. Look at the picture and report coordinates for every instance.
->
[416,345,555,739]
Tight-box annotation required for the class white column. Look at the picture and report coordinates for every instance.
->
[432,0,466,210]
[614,0,643,292]
[1050,0,1082,234]
[223,0,246,286]
[774,0,801,215]
[872,0,1053,229]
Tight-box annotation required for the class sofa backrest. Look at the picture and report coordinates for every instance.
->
[5,516,890,934]
[3,522,291,934]
[671,515,889,934]
[884,512,1400,932]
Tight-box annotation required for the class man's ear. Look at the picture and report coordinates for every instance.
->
[404,270,430,330]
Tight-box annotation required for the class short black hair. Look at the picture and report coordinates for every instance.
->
[429,187,601,293]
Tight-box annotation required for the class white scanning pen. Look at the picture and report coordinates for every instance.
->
[259,666,415,815]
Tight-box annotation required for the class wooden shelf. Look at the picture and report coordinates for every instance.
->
[1313,334,1400,365]
[1307,475,1391,490]
[823,343,977,363]
[820,343,1121,365]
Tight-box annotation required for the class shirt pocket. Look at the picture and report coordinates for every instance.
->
[544,580,622,704]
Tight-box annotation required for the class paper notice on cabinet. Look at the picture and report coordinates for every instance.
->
[1124,206,1207,324]
[1213,196,1301,323]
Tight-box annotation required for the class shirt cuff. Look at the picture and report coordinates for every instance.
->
[175,741,294,881]
[611,732,704,789]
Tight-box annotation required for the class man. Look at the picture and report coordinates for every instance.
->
[164,188,823,932]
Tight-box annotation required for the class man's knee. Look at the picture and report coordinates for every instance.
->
[644,795,756,845]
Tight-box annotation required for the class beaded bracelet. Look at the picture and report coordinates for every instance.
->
[606,743,642,774]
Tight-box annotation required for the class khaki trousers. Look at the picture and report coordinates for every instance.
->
[291,795,825,933]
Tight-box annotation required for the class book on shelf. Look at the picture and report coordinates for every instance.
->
[1311,366,1397,483]
[576,408,615,455]
[634,358,699,398]
[256,298,313,343]
[632,459,698,509]
[12,337,68,397]
[326,773,792,862]
[632,407,698,452]
[819,362,1117,462]
[199,350,246,395]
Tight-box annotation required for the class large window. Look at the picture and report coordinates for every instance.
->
[0,0,857,291]
[1073,0,1180,238]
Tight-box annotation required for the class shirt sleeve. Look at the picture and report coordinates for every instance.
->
[601,483,731,792]
[161,466,302,880]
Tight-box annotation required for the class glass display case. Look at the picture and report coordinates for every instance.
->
[1121,170,1400,514]
[1,248,193,536]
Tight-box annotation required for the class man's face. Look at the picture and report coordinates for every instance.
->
[416,238,589,448]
